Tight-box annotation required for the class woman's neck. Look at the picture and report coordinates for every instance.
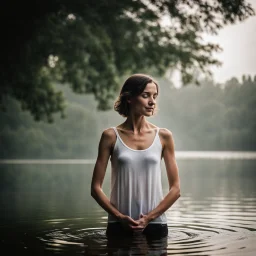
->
[122,116,152,134]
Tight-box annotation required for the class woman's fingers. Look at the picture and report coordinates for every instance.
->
[127,216,139,225]
[120,215,139,229]
[130,214,149,230]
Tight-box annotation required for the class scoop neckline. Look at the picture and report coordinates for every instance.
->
[114,127,159,152]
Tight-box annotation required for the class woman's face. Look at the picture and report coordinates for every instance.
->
[128,82,158,117]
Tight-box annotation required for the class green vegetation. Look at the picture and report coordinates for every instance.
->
[1,0,254,122]
[157,75,256,151]
[1,75,255,158]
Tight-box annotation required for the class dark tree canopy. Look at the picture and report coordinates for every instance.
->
[1,0,254,122]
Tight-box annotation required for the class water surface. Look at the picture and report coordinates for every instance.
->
[0,154,256,255]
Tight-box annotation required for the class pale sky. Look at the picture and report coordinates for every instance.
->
[206,0,256,84]
[169,0,256,87]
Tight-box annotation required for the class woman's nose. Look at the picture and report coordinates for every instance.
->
[149,98,155,106]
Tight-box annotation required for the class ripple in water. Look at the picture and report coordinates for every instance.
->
[10,197,256,256]
[35,197,256,256]
[36,225,255,255]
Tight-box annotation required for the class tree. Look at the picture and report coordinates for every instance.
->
[1,0,254,122]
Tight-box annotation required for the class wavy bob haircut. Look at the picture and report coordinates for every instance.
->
[114,74,159,117]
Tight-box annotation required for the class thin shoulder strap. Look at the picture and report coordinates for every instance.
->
[112,127,119,138]
[156,127,160,136]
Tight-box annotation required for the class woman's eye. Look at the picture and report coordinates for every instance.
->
[142,94,157,99]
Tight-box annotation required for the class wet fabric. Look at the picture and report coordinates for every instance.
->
[108,127,167,224]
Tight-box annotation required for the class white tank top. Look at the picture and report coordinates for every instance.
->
[108,127,167,224]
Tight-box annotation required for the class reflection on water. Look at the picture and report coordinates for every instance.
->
[33,195,256,256]
[0,157,256,255]
[40,226,168,255]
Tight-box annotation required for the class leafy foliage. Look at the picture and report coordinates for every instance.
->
[1,74,255,159]
[1,0,254,122]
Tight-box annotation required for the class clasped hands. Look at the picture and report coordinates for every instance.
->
[120,214,150,232]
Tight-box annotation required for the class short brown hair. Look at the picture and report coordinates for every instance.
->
[114,74,159,117]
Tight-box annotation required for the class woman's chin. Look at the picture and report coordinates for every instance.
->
[144,111,153,116]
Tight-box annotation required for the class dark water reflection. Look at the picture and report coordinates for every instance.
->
[0,158,256,255]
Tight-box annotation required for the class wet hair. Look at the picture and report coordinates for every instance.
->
[114,74,159,117]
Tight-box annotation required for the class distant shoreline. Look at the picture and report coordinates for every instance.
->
[1,151,256,164]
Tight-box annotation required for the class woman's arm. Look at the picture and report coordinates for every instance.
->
[133,128,180,229]
[91,128,139,227]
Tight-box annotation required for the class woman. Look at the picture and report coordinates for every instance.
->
[91,74,180,238]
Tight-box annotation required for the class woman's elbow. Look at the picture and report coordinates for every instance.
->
[177,188,181,199]
[170,185,181,199]
[176,186,181,199]
[91,186,98,198]
[91,185,101,199]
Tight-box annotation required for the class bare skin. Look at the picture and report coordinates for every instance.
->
[91,82,181,232]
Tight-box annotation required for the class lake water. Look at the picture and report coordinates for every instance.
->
[0,153,256,255]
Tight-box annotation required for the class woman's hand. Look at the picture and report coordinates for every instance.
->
[131,214,150,232]
[119,214,139,230]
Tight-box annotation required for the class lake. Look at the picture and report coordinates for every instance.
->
[0,152,256,255]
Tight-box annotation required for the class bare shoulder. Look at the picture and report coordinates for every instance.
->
[102,127,116,138]
[102,128,116,141]
[159,128,173,140]
[101,127,116,144]
[159,128,175,150]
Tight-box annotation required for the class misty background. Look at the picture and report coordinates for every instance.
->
[1,75,255,159]
[0,0,255,159]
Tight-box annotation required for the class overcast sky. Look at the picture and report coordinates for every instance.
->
[207,0,256,84]
[170,0,256,87]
